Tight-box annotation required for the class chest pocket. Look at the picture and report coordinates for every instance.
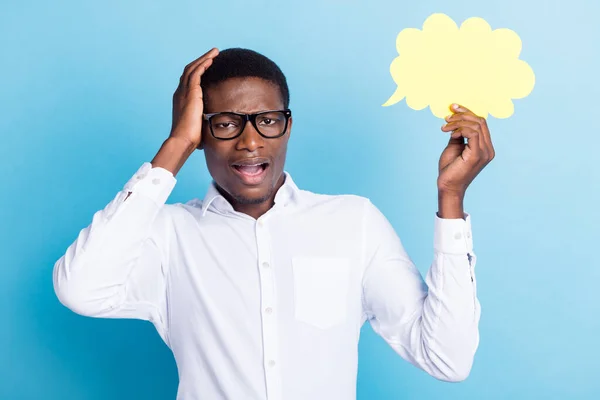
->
[292,257,350,330]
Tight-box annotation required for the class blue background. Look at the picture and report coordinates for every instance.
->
[1,0,599,399]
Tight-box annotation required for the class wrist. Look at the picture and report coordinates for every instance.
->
[151,137,197,176]
[437,191,465,219]
[167,134,199,151]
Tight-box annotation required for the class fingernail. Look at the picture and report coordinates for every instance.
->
[445,115,451,121]
[453,104,460,110]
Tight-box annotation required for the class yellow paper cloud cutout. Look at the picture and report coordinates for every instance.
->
[382,13,535,119]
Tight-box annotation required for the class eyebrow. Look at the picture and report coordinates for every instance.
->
[207,108,282,115]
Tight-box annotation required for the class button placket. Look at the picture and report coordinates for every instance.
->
[255,217,282,399]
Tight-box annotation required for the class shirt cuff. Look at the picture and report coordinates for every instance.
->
[123,162,177,206]
[433,212,473,254]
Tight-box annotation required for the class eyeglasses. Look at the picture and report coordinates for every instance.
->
[203,109,292,140]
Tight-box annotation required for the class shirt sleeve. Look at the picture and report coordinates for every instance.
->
[53,162,176,342]
[361,200,481,382]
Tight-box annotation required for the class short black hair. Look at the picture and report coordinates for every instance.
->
[201,48,290,109]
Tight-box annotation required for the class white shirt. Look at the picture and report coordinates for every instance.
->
[53,162,481,400]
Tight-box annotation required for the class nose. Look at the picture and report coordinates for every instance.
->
[235,120,264,152]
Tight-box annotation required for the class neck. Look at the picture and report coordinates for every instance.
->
[235,200,275,220]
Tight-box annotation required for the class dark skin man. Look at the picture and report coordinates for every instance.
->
[54,47,493,398]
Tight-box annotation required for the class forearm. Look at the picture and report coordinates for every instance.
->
[53,164,175,316]
[151,136,197,177]
[363,203,479,382]
[373,251,479,382]
[420,213,480,377]
[417,250,480,381]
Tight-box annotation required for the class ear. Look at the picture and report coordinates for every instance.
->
[287,116,293,137]
[198,125,207,150]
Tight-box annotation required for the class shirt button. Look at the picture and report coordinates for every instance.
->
[265,307,273,314]
[454,232,462,240]
[466,232,472,238]
[268,360,276,367]
[152,178,161,185]
[257,220,264,227]
[262,262,270,268]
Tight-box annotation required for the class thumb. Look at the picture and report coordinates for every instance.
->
[448,136,466,145]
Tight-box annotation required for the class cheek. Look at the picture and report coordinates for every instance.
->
[204,146,230,174]
[272,141,289,170]
[278,140,289,162]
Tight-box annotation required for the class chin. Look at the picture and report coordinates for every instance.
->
[230,185,274,205]
[214,166,285,207]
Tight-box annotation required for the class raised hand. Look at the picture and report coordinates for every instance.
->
[151,48,219,176]
[436,104,495,218]
[170,48,219,149]
[438,104,495,196]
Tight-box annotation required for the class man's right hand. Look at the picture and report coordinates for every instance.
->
[170,48,219,148]
[151,48,219,176]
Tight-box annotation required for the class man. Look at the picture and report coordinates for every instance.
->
[53,47,494,400]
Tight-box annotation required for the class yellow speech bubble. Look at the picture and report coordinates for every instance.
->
[383,13,535,119]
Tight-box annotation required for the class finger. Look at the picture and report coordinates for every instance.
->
[478,118,495,160]
[453,125,487,158]
[450,127,483,162]
[450,113,493,160]
[447,135,465,147]
[449,103,475,115]
[180,48,219,86]
[441,120,480,133]
[188,57,215,88]
[182,48,219,86]
[444,113,491,156]
[446,103,495,162]
[184,47,218,76]
[444,112,482,124]
[442,121,485,154]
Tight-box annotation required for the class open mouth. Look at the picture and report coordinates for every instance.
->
[232,162,268,176]
[231,160,270,185]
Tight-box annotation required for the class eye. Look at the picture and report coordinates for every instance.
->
[259,118,276,126]
[257,114,282,126]
[210,113,243,130]
[215,121,238,129]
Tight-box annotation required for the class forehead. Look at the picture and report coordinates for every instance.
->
[204,77,284,114]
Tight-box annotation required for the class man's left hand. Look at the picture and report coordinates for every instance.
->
[437,104,495,217]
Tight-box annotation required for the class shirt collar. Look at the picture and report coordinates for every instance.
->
[200,171,299,216]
